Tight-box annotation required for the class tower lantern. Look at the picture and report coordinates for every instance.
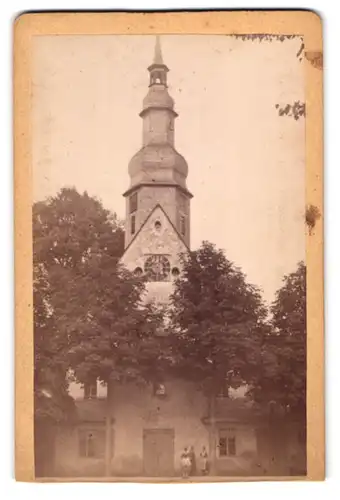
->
[147,35,169,87]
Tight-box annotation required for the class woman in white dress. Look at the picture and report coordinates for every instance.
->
[180,447,191,478]
[199,446,209,475]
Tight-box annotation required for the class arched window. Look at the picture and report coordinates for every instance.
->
[171,267,180,278]
[150,70,166,86]
[134,267,143,277]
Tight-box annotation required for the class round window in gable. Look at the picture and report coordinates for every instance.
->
[154,220,162,231]
[171,267,180,278]
[134,267,143,277]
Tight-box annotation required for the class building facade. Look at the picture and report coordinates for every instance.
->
[51,38,305,479]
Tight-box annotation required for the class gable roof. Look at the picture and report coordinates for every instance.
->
[121,203,190,259]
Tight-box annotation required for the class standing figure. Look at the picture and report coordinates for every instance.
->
[189,446,196,476]
[199,446,209,475]
[180,447,191,479]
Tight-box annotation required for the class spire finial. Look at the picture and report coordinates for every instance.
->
[153,35,164,65]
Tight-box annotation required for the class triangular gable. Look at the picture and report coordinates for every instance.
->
[123,203,189,256]
[120,204,188,271]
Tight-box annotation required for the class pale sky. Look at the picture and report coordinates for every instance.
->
[32,35,305,303]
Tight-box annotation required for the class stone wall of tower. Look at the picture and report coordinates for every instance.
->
[175,188,191,246]
[121,204,188,305]
[142,109,175,146]
[124,185,190,248]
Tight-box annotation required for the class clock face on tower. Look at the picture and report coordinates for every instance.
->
[144,255,171,282]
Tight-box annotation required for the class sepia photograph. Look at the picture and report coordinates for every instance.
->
[14,12,323,482]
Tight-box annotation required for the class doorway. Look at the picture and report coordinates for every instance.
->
[143,428,175,477]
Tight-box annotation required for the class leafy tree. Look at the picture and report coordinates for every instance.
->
[33,187,166,476]
[33,268,75,423]
[253,262,306,415]
[167,241,268,472]
[33,239,75,425]
[33,187,163,419]
[33,187,124,271]
[168,240,267,394]
[33,187,124,420]
[66,264,165,386]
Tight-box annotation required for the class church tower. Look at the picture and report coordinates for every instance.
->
[120,36,192,303]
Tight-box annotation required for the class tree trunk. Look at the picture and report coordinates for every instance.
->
[208,394,217,476]
[104,386,112,477]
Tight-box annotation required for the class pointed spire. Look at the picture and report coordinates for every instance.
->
[153,35,164,65]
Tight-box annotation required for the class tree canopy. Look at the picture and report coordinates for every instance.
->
[34,264,75,422]
[168,241,268,394]
[34,189,307,423]
[252,262,306,415]
[33,188,162,421]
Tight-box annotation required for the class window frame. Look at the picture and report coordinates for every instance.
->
[179,215,186,236]
[134,266,143,277]
[131,214,136,235]
[218,429,237,457]
[154,220,162,232]
[144,254,171,282]
[78,427,106,459]
[84,381,97,400]
[129,192,138,214]
[171,267,180,278]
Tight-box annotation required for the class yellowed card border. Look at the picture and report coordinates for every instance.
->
[14,10,324,482]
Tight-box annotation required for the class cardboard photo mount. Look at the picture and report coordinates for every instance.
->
[14,10,324,482]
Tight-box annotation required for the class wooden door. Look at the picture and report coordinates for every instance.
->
[143,429,175,477]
